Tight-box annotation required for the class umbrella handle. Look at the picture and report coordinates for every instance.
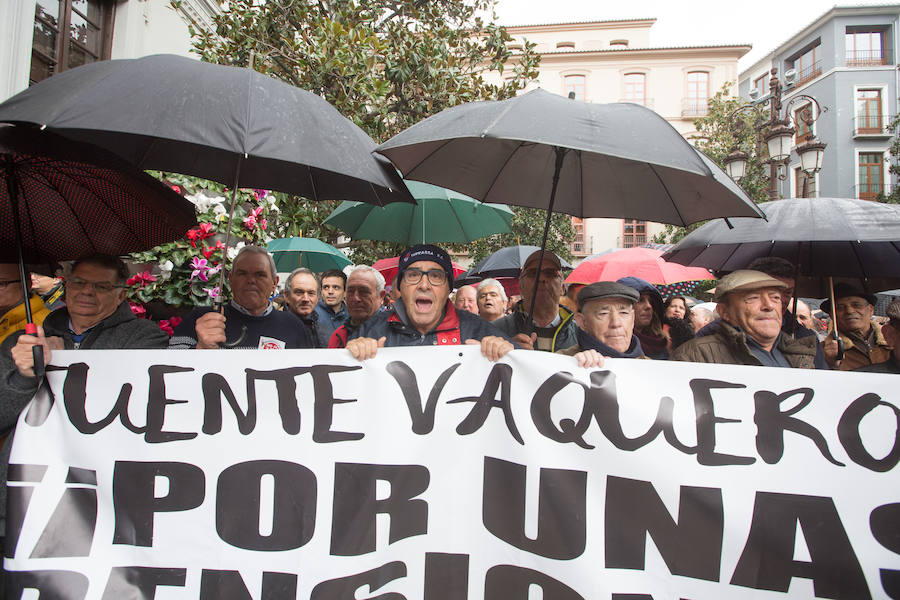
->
[222,324,248,348]
[24,324,44,379]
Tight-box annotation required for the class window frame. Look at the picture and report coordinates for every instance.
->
[30,0,114,86]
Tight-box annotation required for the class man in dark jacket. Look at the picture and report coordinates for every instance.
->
[170,246,314,350]
[557,281,647,368]
[672,270,819,368]
[283,267,321,347]
[346,244,513,361]
[854,299,900,374]
[1,254,169,540]
[329,265,386,348]
[493,250,576,352]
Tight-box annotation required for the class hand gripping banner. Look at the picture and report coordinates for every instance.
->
[3,347,899,599]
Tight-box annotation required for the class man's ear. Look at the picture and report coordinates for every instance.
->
[574,312,584,329]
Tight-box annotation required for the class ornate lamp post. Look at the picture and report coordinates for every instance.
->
[723,68,827,200]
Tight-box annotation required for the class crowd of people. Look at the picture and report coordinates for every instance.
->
[0,241,897,547]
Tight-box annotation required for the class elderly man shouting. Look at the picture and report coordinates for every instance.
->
[346,244,513,361]
[557,281,647,368]
[672,270,819,368]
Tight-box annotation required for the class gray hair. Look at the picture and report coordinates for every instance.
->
[346,264,385,293]
[232,245,277,278]
[477,278,507,302]
[285,267,316,290]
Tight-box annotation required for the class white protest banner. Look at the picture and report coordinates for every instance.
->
[3,347,899,599]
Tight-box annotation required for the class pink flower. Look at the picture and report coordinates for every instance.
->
[243,214,257,230]
[159,320,175,336]
[127,271,157,288]
[203,286,220,300]
[190,257,210,281]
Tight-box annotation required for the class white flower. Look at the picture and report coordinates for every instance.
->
[159,260,174,281]
[186,191,227,214]
[227,241,246,261]
[212,203,228,222]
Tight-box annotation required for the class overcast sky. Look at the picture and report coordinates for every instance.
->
[492,1,883,70]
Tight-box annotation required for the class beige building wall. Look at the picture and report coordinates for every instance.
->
[491,19,750,263]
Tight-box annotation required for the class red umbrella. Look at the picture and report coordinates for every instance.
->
[374,256,467,288]
[564,247,713,286]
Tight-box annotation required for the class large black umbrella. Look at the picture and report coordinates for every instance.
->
[0,54,413,345]
[1,124,196,375]
[376,88,763,321]
[661,197,900,295]
[662,197,900,358]
[0,54,411,206]
[376,88,763,224]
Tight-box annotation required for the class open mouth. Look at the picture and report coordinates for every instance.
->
[415,297,434,312]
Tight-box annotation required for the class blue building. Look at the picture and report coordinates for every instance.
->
[739,4,900,200]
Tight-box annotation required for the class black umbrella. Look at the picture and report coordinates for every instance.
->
[461,245,574,282]
[662,197,900,357]
[376,88,763,322]
[1,124,196,375]
[0,54,411,206]
[661,197,900,293]
[0,54,414,345]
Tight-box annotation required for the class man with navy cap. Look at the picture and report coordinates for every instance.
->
[346,244,514,361]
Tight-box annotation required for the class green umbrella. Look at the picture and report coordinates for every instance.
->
[323,180,514,244]
[267,237,352,273]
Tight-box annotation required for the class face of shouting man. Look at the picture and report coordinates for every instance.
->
[400,260,450,334]
[230,251,277,316]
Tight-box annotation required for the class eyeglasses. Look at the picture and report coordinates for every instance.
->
[66,278,126,293]
[521,268,561,279]
[403,268,447,286]
[0,279,21,289]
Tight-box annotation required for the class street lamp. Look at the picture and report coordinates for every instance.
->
[723,67,827,200]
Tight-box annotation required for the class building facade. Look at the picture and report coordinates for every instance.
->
[0,0,218,102]
[498,19,750,260]
[739,4,900,200]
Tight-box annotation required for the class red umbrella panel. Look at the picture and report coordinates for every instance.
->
[564,247,713,287]
[374,256,467,289]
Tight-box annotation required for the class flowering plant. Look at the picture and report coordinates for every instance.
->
[127,172,277,309]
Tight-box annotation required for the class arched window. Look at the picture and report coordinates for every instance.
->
[623,73,646,105]
[564,75,586,101]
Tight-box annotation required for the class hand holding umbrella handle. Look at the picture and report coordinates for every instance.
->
[24,323,44,379]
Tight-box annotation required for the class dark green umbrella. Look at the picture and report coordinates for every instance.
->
[267,237,351,273]
[323,181,513,244]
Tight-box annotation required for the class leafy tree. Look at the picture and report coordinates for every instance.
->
[465,207,575,265]
[879,115,900,204]
[653,83,770,244]
[127,0,540,315]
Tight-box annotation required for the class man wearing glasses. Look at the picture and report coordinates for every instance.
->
[345,244,514,361]
[0,255,169,544]
[493,250,577,352]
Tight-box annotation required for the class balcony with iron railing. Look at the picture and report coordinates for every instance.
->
[792,60,823,86]
[854,182,892,200]
[846,49,893,67]
[853,113,895,137]
[681,98,708,118]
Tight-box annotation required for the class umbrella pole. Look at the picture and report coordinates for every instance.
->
[790,245,801,335]
[217,158,248,348]
[828,276,844,362]
[525,147,567,327]
[5,162,43,378]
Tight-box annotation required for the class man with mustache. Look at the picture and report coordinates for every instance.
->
[672,270,819,368]
[821,283,891,370]
[346,244,514,361]
[171,246,315,349]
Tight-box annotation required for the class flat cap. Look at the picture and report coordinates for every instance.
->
[715,269,787,301]
[523,249,563,270]
[577,281,640,310]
